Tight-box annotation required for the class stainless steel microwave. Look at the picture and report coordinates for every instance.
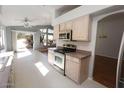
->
[59,30,72,41]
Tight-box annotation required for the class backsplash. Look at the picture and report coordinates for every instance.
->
[56,40,92,51]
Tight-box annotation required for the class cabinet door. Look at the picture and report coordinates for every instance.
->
[66,21,72,30]
[48,51,54,65]
[72,15,90,41]
[65,59,80,83]
[60,23,65,32]
[53,25,59,40]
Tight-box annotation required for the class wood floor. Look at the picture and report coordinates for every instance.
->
[93,55,117,88]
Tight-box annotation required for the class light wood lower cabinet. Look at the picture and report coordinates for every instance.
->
[65,55,89,84]
[48,50,54,65]
[65,59,80,83]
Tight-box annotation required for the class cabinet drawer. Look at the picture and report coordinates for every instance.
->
[48,52,54,65]
[66,55,80,63]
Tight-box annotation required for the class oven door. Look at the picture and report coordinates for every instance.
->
[54,52,65,70]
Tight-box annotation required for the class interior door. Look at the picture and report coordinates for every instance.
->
[116,32,124,88]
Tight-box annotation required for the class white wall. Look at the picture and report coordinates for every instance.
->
[3,26,7,51]
[95,14,124,59]
[12,31,17,51]
[5,27,12,51]
[0,24,7,51]
[33,31,41,50]
[57,40,92,51]
[52,5,112,25]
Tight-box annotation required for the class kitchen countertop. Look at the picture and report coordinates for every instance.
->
[48,47,91,59]
[48,47,57,51]
[66,50,91,59]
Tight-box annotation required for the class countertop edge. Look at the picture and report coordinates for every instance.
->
[65,50,91,59]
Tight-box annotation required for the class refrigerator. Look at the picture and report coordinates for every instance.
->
[116,32,124,88]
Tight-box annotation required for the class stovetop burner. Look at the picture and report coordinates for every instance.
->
[54,49,75,54]
[54,44,76,54]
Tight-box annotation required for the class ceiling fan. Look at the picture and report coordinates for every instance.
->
[16,17,36,28]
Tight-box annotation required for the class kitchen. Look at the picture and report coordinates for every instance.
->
[0,2,124,93]
[0,5,124,88]
[48,5,124,87]
[48,14,92,84]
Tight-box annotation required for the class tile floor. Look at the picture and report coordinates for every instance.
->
[13,49,106,88]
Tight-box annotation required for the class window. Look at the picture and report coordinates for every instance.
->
[40,29,47,33]
[48,29,53,34]
[0,27,5,50]
[40,28,55,47]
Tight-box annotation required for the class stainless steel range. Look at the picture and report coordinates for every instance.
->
[54,44,77,54]
[54,44,76,75]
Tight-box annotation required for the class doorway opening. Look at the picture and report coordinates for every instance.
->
[16,32,33,52]
[93,12,124,87]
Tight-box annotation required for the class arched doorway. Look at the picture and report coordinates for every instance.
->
[93,12,124,87]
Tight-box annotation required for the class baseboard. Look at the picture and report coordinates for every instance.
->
[88,77,93,80]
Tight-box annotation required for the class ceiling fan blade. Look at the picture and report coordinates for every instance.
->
[28,18,38,22]
[15,17,38,25]
[15,19,26,22]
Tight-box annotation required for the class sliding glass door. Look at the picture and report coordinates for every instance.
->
[40,28,54,47]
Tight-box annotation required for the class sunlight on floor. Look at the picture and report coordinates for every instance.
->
[0,51,14,57]
[35,61,49,76]
[6,56,13,67]
[16,49,32,59]
[0,64,3,70]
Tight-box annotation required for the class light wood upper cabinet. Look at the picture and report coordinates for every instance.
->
[54,15,91,41]
[60,23,65,32]
[65,21,73,30]
[60,21,73,32]
[53,25,59,40]
[72,15,91,41]
[65,59,80,83]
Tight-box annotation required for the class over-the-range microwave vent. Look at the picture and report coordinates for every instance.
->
[59,30,72,41]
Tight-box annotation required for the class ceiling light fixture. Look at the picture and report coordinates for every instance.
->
[23,17,32,28]
[24,21,32,28]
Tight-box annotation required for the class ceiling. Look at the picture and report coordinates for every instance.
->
[0,5,80,26]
